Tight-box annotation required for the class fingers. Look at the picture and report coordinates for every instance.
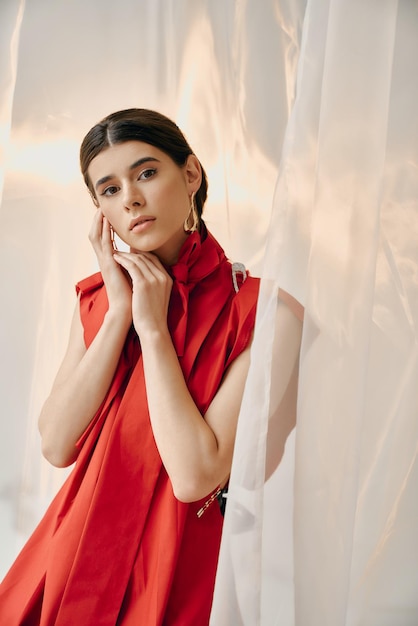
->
[89,209,105,238]
[89,211,109,244]
[101,217,115,255]
[113,251,172,336]
[89,212,118,263]
[113,251,169,283]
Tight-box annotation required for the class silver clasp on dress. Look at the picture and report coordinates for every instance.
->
[231,262,247,293]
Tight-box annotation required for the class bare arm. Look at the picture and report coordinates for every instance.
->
[114,249,252,502]
[38,301,131,467]
[38,212,132,467]
[140,328,251,502]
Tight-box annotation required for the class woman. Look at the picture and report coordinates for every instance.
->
[0,109,260,625]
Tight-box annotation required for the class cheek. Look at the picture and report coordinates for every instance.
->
[164,184,190,218]
[98,202,116,222]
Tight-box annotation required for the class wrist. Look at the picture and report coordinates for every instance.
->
[104,305,132,331]
[136,325,172,349]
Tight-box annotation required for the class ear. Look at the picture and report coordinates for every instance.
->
[184,154,202,193]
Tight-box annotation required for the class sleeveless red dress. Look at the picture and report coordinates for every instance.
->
[0,227,259,625]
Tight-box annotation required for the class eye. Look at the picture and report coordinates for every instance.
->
[101,185,119,197]
[139,168,157,181]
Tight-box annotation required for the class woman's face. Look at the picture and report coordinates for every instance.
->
[87,140,201,264]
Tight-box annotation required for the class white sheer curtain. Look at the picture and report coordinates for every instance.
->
[212,1,418,625]
[0,1,416,624]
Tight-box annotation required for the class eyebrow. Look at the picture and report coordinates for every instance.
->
[94,156,160,190]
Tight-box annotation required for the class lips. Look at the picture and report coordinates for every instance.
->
[129,216,155,231]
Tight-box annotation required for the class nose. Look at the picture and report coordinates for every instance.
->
[123,184,144,210]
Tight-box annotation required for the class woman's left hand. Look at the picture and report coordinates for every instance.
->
[113,251,173,338]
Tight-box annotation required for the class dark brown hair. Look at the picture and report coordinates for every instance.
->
[80,108,208,219]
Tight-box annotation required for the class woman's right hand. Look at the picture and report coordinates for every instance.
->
[39,212,135,467]
[88,211,133,319]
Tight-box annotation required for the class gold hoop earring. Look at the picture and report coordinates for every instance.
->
[183,192,199,233]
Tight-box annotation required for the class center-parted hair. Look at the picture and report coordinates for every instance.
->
[79,108,208,219]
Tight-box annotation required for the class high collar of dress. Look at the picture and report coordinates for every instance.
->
[167,224,227,286]
[166,224,228,357]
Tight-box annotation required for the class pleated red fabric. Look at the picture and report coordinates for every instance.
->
[0,227,259,626]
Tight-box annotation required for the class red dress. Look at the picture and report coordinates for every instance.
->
[0,227,259,625]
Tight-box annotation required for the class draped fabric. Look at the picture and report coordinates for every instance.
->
[1,1,417,625]
[211,2,418,625]
[0,227,259,624]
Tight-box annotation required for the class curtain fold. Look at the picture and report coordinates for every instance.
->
[212,1,418,625]
[1,1,417,624]
[0,0,25,206]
